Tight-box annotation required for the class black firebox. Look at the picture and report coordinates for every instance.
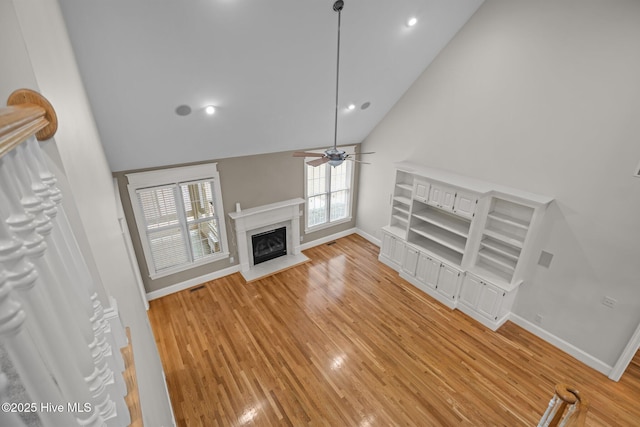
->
[251,227,287,265]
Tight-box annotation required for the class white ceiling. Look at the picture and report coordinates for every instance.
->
[58,0,483,172]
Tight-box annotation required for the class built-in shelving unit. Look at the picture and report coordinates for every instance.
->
[379,162,553,331]
[473,197,534,283]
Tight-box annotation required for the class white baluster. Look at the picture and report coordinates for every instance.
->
[0,368,29,427]
[0,257,79,426]
[0,154,115,425]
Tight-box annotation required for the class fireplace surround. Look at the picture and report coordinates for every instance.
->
[229,198,309,282]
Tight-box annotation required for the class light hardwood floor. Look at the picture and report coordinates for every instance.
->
[148,234,640,426]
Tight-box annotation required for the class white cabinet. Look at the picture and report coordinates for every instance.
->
[452,190,478,219]
[436,264,462,301]
[458,273,482,308]
[458,273,513,329]
[477,282,503,320]
[401,249,461,307]
[427,184,456,211]
[413,179,430,203]
[402,245,420,276]
[426,184,477,220]
[380,229,405,269]
[416,253,440,290]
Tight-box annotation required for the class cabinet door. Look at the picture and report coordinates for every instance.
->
[440,188,456,211]
[381,232,394,259]
[402,246,419,276]
[436,264,461,300]
[391,238,405,266]
[417,254,440,290]
[413,180,430,203]
[427,184,455,211]
[453,190,477,219]
[477,282,504,320]
[427,185,443,207]
[458,274,482,309]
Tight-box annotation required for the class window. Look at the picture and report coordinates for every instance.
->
[127,163,229,278]
[304,146,355,231]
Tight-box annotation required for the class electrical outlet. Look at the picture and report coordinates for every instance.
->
[229,256,234,264]
[602,296,617,309]
[300,236,304,242]
[534,314,543,325]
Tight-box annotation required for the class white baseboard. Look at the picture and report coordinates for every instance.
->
[509,313,612,376]
[355,228,381,247]
[300,227,358,250]
[146,265,241,301]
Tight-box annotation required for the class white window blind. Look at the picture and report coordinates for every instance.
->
[137,185,189,271]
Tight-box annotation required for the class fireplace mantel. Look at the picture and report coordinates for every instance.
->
[229,198,309,282]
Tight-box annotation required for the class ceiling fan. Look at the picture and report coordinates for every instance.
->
[293,0,374,167]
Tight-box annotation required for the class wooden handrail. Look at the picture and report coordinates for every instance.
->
[0,89,57,159]
[541,383,589,427]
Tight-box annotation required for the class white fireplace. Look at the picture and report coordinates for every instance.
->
[228,198,309,282]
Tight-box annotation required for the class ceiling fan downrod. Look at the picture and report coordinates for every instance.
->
[332,0,344,153]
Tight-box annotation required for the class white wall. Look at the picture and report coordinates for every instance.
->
[2,0,175,424]
[357,0,640,368]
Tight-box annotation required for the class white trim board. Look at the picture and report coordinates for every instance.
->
[146,265,240,301]
[509,313,612,376]
[355,228,380,247]
[300,227,358,250]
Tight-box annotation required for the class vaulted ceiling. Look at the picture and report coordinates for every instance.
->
[58,0,483,172]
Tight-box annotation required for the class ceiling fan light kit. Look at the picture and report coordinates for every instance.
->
[293,0,373,167]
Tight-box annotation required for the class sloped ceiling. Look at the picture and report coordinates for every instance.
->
[58,0,483,172]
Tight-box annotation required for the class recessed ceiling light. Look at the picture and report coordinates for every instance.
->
[205,105,216,115]
[407,17,418,27]
[347,104,356,110]
[361,101,371,110]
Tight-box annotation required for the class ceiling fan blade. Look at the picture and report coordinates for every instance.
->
[346,158,371,164]
[293,151,325,157]
[352,151,375,156]
[307,157,330,167]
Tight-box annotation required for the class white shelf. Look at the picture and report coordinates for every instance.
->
[393,195,411,206]
[407,234,463,265]
[480,238,520,261]
[483,228,525,249]
[412,208,470,238]
[409,223,466,254]
[393,205,410,216]
[396,183,413,191]
[472,261,514,287]
[478,249,516,272]
[392,214,408,223]
[488,211,530,230]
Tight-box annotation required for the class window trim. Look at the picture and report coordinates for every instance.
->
[304,145,355,233]
[127,163,229,279]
